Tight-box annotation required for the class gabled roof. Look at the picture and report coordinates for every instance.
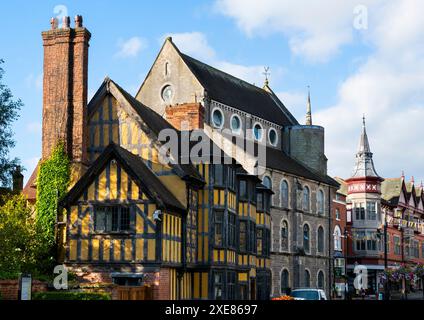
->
[87,78,203,183]
[180,53,298,127]
[61,143,185,213]
[22,161,40,202]
[381,178,404,206]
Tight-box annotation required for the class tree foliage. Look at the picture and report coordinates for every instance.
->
[0,59,23,187]
[0,194,38,277]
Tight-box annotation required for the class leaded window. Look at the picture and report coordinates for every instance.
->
[95,206,131,233]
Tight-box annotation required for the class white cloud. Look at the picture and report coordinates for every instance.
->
[162,32,216,62]
[313,0,424,182]
[214,0,384,62]
[116,37,147,58]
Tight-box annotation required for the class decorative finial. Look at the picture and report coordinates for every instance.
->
[411,176,415,185]
[166,36,173,42]
[420,181,423,189]
[75,15,83,28]
[50,17,58,30]
[401,171,405,179]
[306,85,312,126]
[62,16,70,29]
[263,67,270,86]
[362,114,366,127]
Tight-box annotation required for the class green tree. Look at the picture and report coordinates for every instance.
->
[0,194,38,278]
[0,59,23,187]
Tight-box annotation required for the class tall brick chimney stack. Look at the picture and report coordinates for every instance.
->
[41,15,91,163]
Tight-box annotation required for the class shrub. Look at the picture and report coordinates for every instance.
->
[32,291,111,300]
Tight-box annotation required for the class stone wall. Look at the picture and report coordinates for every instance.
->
[268,169,334,298]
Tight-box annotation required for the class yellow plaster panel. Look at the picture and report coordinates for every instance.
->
[69,240,77,261]
[125,239,132,261]
[92,239,99,261]
[136,238,144,261]
[114,239,121,261]
[103,239,110,261]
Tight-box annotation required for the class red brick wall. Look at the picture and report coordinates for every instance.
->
[333,193,347,253]
[165,103,204,131]
[155,268,170,300]
[0,280,47,300]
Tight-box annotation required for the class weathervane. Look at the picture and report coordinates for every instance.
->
[263,67,270,86]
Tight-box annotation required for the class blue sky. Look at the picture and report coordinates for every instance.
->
[1,1,423,185]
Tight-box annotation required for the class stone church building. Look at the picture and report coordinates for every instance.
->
[24,16,338,300]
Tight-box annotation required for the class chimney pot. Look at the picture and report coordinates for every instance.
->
[75,15,83,28]
[50,17,58,30]
[62,16,70,29]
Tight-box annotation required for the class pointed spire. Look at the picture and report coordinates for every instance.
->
[351,115,380,178]
[401,171,405,180]
[358,114,371,154]
[411,176,415,185]
[305,86,312,125]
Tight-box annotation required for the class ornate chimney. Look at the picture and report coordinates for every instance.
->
[41,15,91,163]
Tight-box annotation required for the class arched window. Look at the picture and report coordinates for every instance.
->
[317,226,324,253]
[164,62,170,76]
[303,186,310,211]
[336,208,341,220]
[263,176,273,206]
[280,180,289,208]
[303,224,310,252]
[304,270,311,288]
[334,226,342,251]
[280,220,289,251]
[317,190,324,215]
[281,269,290,295]
[263,176,272,189]
[317,271,325,289]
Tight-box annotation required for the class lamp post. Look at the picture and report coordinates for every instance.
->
[343,228,349,300]
[383,211,389,300]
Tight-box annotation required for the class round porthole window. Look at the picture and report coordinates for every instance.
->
[253,123,263,141]
[161,85,173,103]
[269,128,278,146]
[231,114,241,133]
[212,108,224,128]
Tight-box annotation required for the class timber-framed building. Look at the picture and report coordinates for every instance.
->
[23,16,339,300]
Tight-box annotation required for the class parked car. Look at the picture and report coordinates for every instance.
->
[290,289,327,300]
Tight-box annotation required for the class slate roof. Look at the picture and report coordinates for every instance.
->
[61,143,185,212]
[265,146,339,187]
[381,178,402,206]
[180,53,299,127]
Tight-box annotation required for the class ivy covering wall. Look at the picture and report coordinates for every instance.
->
[36,143,70,257]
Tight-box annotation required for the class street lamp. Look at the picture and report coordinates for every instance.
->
[342,228,349,300]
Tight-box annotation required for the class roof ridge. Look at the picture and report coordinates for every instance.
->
[180,53,266,94]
